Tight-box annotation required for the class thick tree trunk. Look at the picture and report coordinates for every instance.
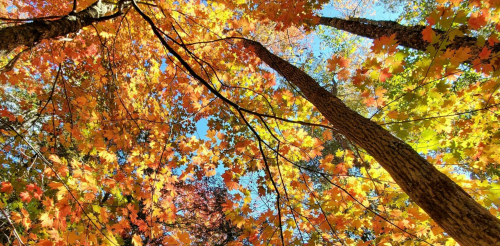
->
[0,0,123,57]
[318,17,498,62]
[242,39,500,246]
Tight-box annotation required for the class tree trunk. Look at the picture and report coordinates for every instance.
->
[318,17,497,62]
[242,39,500,246]
[0,0,123,57]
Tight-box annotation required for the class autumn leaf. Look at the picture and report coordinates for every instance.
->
[371,34,398,54]
[177,232,191,244]
[19,191,32,203]
[1,0,500,245]
[327,55,350,72]
[132,234,143,246]
[37,240,53,246]
[468,12,487,30]
[379,68,392,82]
[40,212,53,228]
[0,181,13,194]
[422,26,434,42]
[479,47,491,60]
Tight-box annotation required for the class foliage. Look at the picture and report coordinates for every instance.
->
[0,0,500,245]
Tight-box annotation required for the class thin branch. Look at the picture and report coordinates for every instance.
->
[0,207,24,246]
[0,47,31,73]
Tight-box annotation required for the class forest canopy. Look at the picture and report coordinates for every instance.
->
[1,0,500,245]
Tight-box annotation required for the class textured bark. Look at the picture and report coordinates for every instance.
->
[0,0,122,56]
[243,39,500,246]
[319,17,499,63]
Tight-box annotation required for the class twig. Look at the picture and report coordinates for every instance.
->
[0,207,25,245]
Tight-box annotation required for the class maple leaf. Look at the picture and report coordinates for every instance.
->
[4,0,500,244]
[371,34,398,54]
[36,240,53,246]
[49,155,62,164]
[0,181,13,194]
[468,12,487,30]
[226,181,239,190]
[40,212,53,228]
[379,68,392,82]
[132,234,143,246]
[48,182,63,190]
[233,215,246,228]
[327,55,350,72]
[206,169,217,177]
[177,231,191,244]
[479,47,491,60]
[221,171,233,183]
[20,191,32,203]
[422,26,434,42]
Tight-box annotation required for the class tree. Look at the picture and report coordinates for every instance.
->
[1,0,500,245]
[317,16,497,63]
[0,0,125,56]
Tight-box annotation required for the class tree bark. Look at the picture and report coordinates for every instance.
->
[0,0,123,57]
[242,39,500,246]
[318,17,498,63]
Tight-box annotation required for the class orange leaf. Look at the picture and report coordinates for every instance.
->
[20,191,32,203]
[132,234,142,246]
[379,68,392,82]
[468,12,487,30]
[479,47,491,60]
[371,34,398,54]
[422,26,434,42]
[327,55,350,71]
[37,239,53,246]
[177,231,191,244]
[0,182,13,194]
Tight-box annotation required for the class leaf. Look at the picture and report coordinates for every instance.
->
[327,55,350,71]
[0,182,13,194]
[19,191,31,203]
[421,129,436,141]
[233,215,246,228]
[422,26,434,42]
[371,34,398,54]
[132,234,143,246]
[49,155,62,164]
[468,12,487,30]
[37,240,53,246]
[177,232,191,244]
[479,47,491,60]
[47,182,63,190]
[40,212,53,228]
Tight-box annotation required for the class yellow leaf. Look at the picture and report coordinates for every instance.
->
[446,237,458,246]
[335,149,344,158]
[40,212,53,228]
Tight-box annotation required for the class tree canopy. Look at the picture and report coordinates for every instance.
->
[1,0,500,245]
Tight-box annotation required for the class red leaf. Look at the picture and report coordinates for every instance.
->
[468,12,487,30]
[479,47,491,60]
[0,182,13,194]
[379,68,392,82]
[20,191,32,203]
[422,26,434,42]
